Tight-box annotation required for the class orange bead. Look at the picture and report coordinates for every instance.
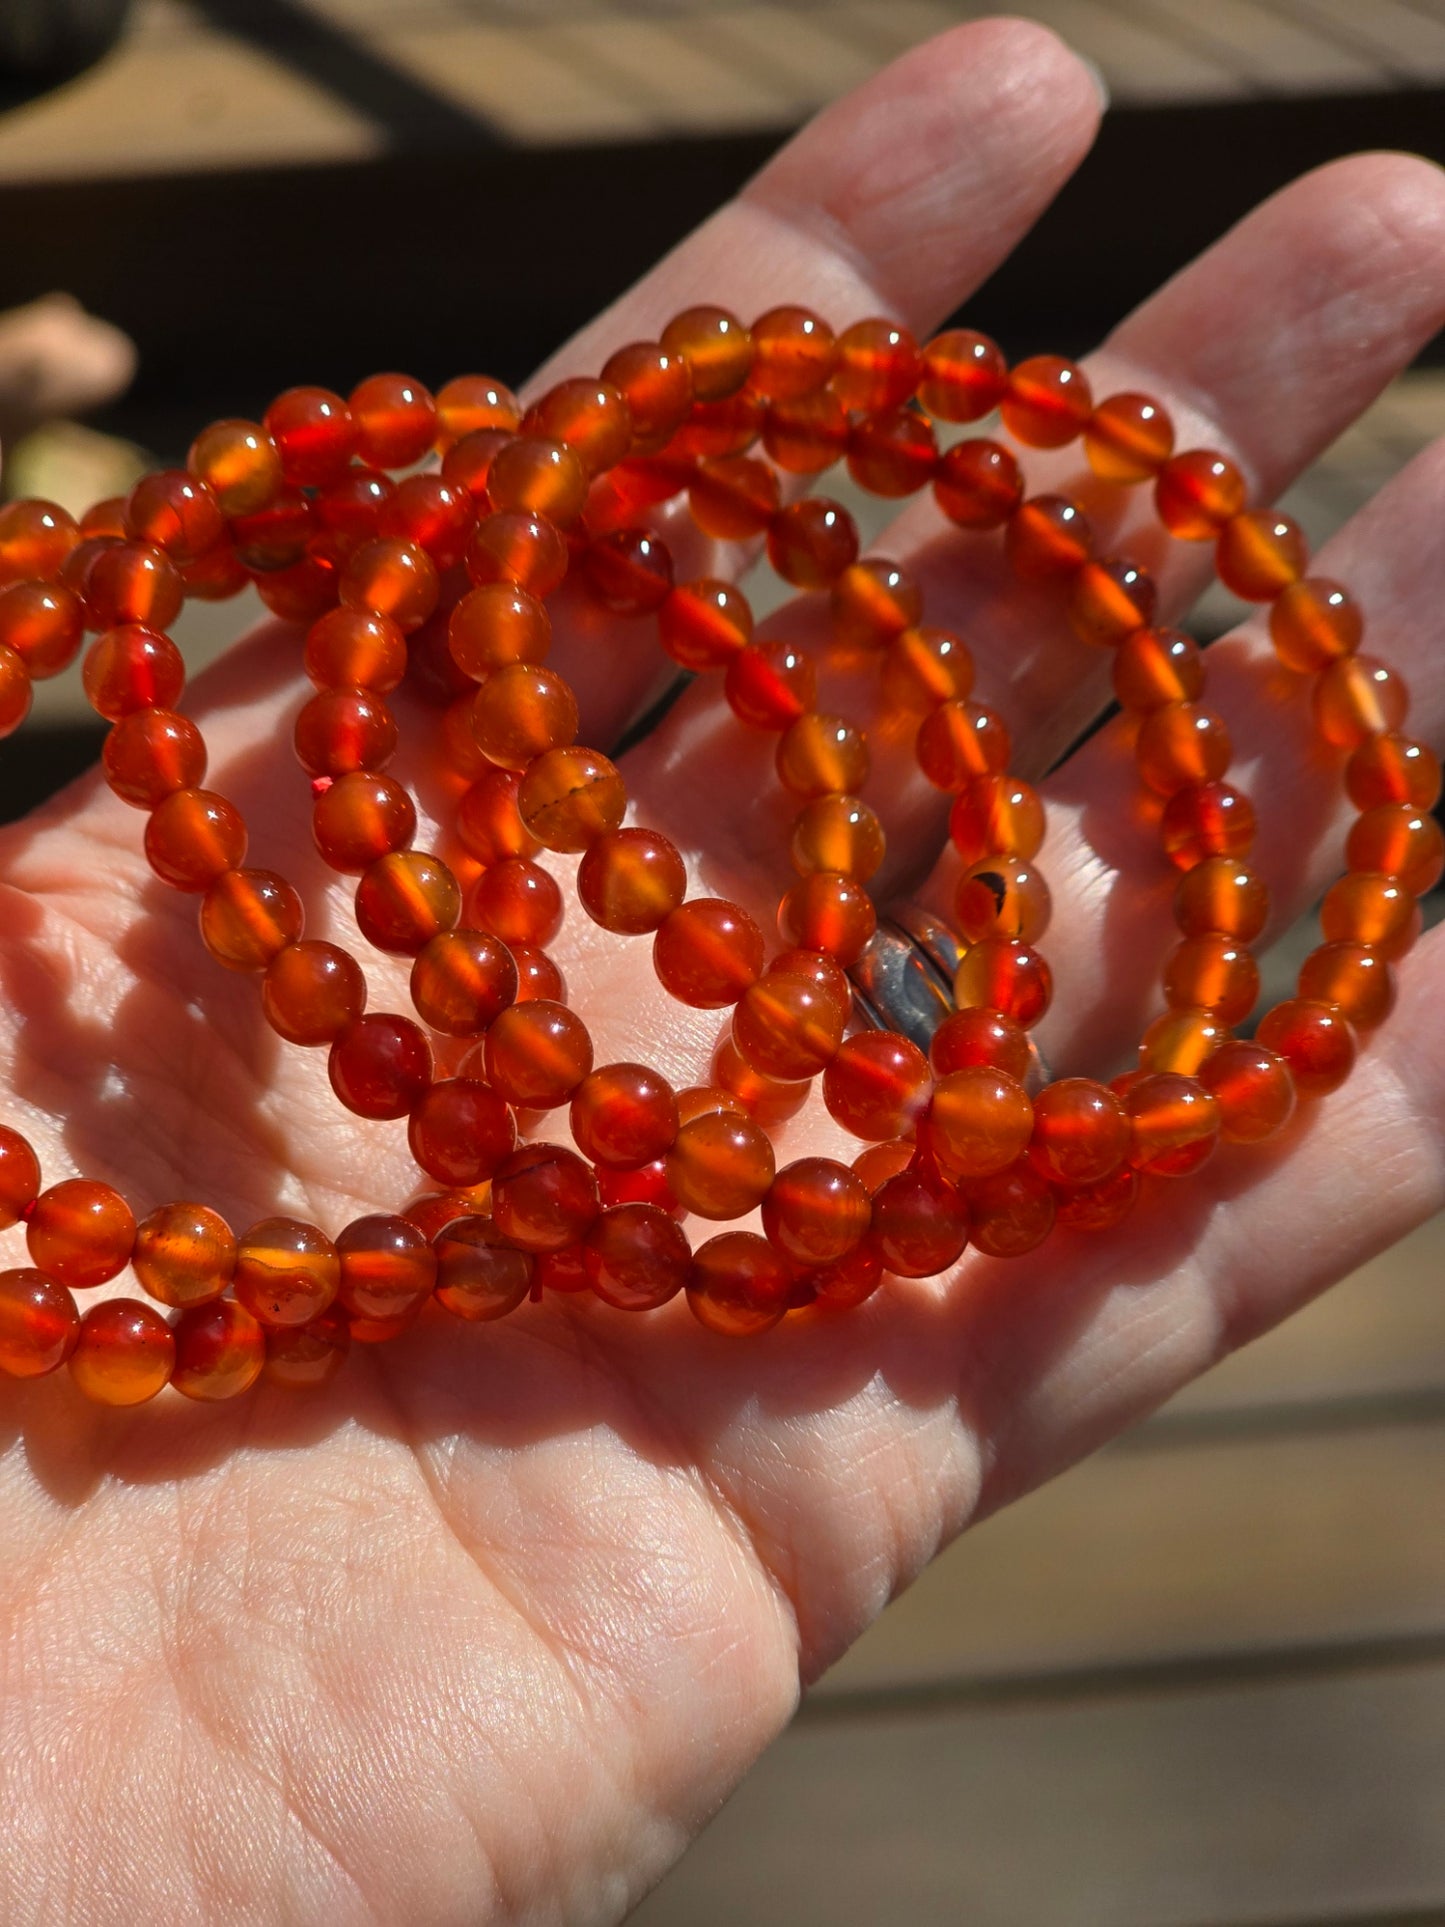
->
[263,940,367,1046]
[1084,392,1174,483]
[916,700,1012,790]
[69,1299,175,1405]
[954,857,1051,945]
[1055,1166,1140,1233]
[1070,556,1157,648]
[930,1008,1031,1082]
[340,536,438,633]
[260,553,342,624]
[456,767,540,865]
[440,429,511,507]
[1160,781,1256,871]
[1125,1072,1220,1176]
[767,497,859,589]
[0,1127,41,1227]
[483,435,589,535]
[918,329,1007,422]
[312,771,415,872]
[408,1077,516,1188]
[1198,1041,1296,1144]
[585,530,674,615]
[294,687,397,778]
[1269,576,1362,673]
[187,418,282,515]
[1164,933,1260,1024]
[953,938,1052,1027]
[82,624,184,721]
[1001,354,1091,447]
[601,342,692,452]
[686,1230,792,1335]
[132,1201,235,1310]
[328,1012,432,1119]
[847,408,938,497]
[533,378,631,474]
[571,1063,678,1169]
[658,578,753,673]
[831,318,919,413]
[0,498,79,585]
[577,827,687,934]
[1347,804,1444,896]
[410,929,518,1035]
[234,1217,339,1329]
[348,372,436,468]
[949,776,1044,866]
[665,1109,775,1220]
[84,541,183,632]
[0,579,84,678]
[1136,703,1232,796]
[773,713,865,801]
[968,1161,1057,1259]
[690,456,780,540]
[470,663,578,771]
[1256,997,1356,1097]
[465,856,563,947]
[653,898,764,1008]
[467,507,569,596]
[733,969,846,1081]
[26,1178,134,1289]
[1028,1079,1129,1185]
[1155,449,1247,539]
[852,1141,915,1194]
[667,392,763,461]
[804,1242,884,1310]
[882,625,973,712]
[661,306,752,402]
[579,1203,688,1312]
[1217,510,1307,600]
[1298,940,1395,1029]
[304,607,406,692]
[517,746,626,854]
[926,1068,1033,1180]
[264,1308,350,1390]
[1345,733,1441,812]
[434,1216,532,1321]
[80,497,127,540]
[869,1169,969,1278]
[762,390,849,474]
[0,1269,79,1376]
[1112,627,1204,713]
[356,850,461,955]
[435,375,521,450]
[1173,856,1269,942]
[200,868,303,971]
[126,468,225,566]
[1005,494,1093,579]
[482,1000,592,1108]
[489,1143,598,1253]
[170,1298,267,1400]
[710,1034,810,1128]
[0,642,31,737]
[778,870,876,965]
[377,475,475,571]
[790,793,884,881]
[1138,1008,1225,1077]
[934,437,1023,529]
[1313,655,1409,750]
[336,1214,437,1322]
[227,490,312,571]
[725,638,815,730]
[761,1157,870,1265]
[1320,871,1418,961]
[400,1192,483,1243]
[830,557,921,652]
[748,306,836,400]
[264,386,356,486]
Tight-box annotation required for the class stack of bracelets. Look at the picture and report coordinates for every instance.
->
[0,304,1437,1409]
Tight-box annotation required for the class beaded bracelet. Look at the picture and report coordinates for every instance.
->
[0,304,1437,1408]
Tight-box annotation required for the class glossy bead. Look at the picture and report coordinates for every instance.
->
[1005,494,1093,579]
[1298,940,1395,1029]
[336,1214,437,1322]
[1069,557,1157,648]
[1313,656,1409,750]
[467,508,569,596]
[585,529,674,616]
[410,930,517,1036]
[128,1200,235,1312]
[0,580,84,678]
[1125,1073,1220,1176]
[233,1218,339,1329]
[571,1064,678,1168]
[653,898,764,1008]
[488,437,589,530]
[852,1141,915,1194]
[869,1170,968,1278]
[585,1203,690,1310]
[1346,733,1441,812]
[304,607,406,693]
[1084,393,1174,482]
[440,429,511,507]
[831,319,919,414]
[482,1000,592,1108]
[1347,804,1444,896]
[686,1231,792,1336]
[294,687,397,777]
[355,851,461,955]
[668,392,763,461]
[778,870,876,965]
[934,438,1023,528]
[532,1244,591,1296]
[313,771,416,872]
[748,306,836,400]
[1155,449,1247,539]
[930,1008,1031,1081]
[328,1012,432,1119]
[1055,1166,1140,1234]
[1217,510,1307,600]
[1136,704,1232,796]
[1173,857,1269,943]
[953,938,1052,1027]
[665,1109,775,1220]
[0,1269,79,1376]
[578,828,687,934]
[1198,1042,1297,1144]
[408,1077,516,1188]
[263,940,366,1045]
[711,1035,810,1129]
[830,558,921,651]
[916,700,1012,790]
[125,468,225,566]
[690,456,780,540]
[1320,871,1417,961]
[466,856,564,947]
[725,639,815,730]
[530,378,629,476]
[166,1298,266,1401]
[82,624,184,720]
[0,1127,41,1227]
[1001,355,1091,447]
[847,408,938,497]
[456,767,540,865]
[658,578,752,671]
[69,1299,175,1405]
[509,943,564,1005]
[661,306,751,402]
[918,329,1007,422]
[26,1178,134,1289]
[340,537,438,633]
[200,868,303,971]
[377,475,474,571]
[434,1216,532,1321]
[492,1144,600,1252]
[1028,1079,1129,1185]
[763,390,849,473]
[819,1031,929,1143]
[345,372,435,469]
[84,541,183,632]
[1269,577,1362,673]
[0,498,79,584]
[882,626,973,712]
[312,467,393,560]
[470,663,578,771]
[400,1192,483,1243]
[435,374,521,449]
[1113,627,1204,713]
[1138,1008,1224,1077]
[1160,782,1257,871]
[595,1159,678,1216]
[1164,933,1260,1024]
[954,857,1051,945]
[762,1158,870,1265]
[804,1243,884,1310]
[1256,998,1357,1097]
[790,793,884,881]
[264,1308,351,1390]
[0,641,31,737]
[517,746,626,854]
[187,418,282,516]
[949,776,1044,866]
[265,387,356,486]
[733,969,846,1081]
[601,342,692,452]
[767,498,859,589]
[926,1068,1033,1181]
[226,487,312,572]
[968,1162,1057,1259]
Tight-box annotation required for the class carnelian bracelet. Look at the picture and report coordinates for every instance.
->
[0,304,1436,1407]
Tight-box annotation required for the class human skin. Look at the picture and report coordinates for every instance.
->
[1,17,1444,1922]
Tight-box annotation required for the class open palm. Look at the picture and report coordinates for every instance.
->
[2,19,1444,1920]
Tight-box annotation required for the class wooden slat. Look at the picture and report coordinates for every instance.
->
[539,15,798,133]
[633,1660,1445,1926]
[1282,0,1445,79]
[370,23,655,143]
[685,8,885,113]
[1135,0,1392,91]
[1008,0,1246,101]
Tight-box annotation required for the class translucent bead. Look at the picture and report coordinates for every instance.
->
[233,1218,339,1329]
[69,1299,175,1404]
[1160,781,1256,871]
[1197,1041,1295,1143]
[337,1214,437,1322]
[434,1216,532,1321]
[1320,871,1417,961]
[748,306,836,400]
[1112,628,1204,712]
[0,1126,41,1227]
[1298,940,1395,1029]
[328,1012,432,1119]
[778,870,876,965]
[668,392,763,461]
[1217,510,1307,600]
[690,456,780,540]
[767,498,859,589]
[1001,355,1091,447]
[440,430,511,507]
[304,607,406,693]
[166,1298,265,1400]
[187,419,282,516]
[930,1008,1031,1081]
[1164,933,1260,1024]
[227,490,312,571]
[934,438,1022,528]
[916,700,1012,790]
[585,1203,690,1310]
[533,378,631,474]
[517,746,626,853]
[833,319,920,414]
[27,1178,134,1289]
[312,771,416,872]
[340,536,438,633]
[355,851,461,955]
[949,776,1044,866]
[585,530,674,616]
[1055,1166,1140,1233]
[345,372,435,469]
[601,342,692,452]
[953,938,1052,1027]
[926,1068,1033,1181]
[790,793,884,881]
[200,868,303,971]
[467,508,569,596]
[264,1308,350,1390]
[435,374,522,449]
[470,663,578,771]
[830,557,920,650]
[676,1085,748,1126]
[1125,1072,1220,1176]
[869,1169,969,1277]
[466,856,563,947]
[1138,1008,1224,1077]
[264,386,356,486]
[294,688,397,777]
[577,828,687,934]
[571,1063,678,1168]
[686,1231,792,1335]
[1173,856,1269,942]
[0,580,84,678]
[377,474,475,571]
[1256,998,1356,1097]
[532,1245,591,1296]
[126,469,225,566]
[1005,494,1093,579]
[762,391,849,474]
[1155,449,1246,539]
[821,1032,930,1141]
[0,498,79,584]
[847,409,938,497]
[456,767,539,865]
[1136,703,1232,796]
[653,898,765,1008]
[968,1162,1057,1258]
[1268,577,1362,673]
[509,944,565,1004]
[0,1269,79,1376]
[665,1110,775,1220]
[85,541,183,632]
[1347,804,1444,896]
[882,626,973,712]
[1069,557,1157,648]
[661,306,752,402]
[408,1078,516,1188]
[492,1144,600,1252]
[263,940,367,1046]
[129,1200,234,1310]
[954,857,1051,945]
[1028,1079,1129,1185]
[761,1157,870,1265]
[725,639,815,731]
[918,329,1007,422]
[1346,733,1441,812]
[733,969,846,1081]
[482,999,592,1108]
[1084,392,1174,482]
[82,624,184,721]
[0,642,31,737]
[803,1243,884,1310]
[1312,655,1408,750]
[595,1159,678,1215]
[410,930,517,1035]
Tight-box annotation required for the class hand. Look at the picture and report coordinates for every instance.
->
[2,18,1443,1920]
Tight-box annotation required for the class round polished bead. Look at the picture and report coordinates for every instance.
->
[263,1308,350,1390]
[1001,355,1091,447]
[337,1215,437,1322]
[968,1161,1057,1259]
[508,943,564,1004]
[790,793,885,881]
[767,498,859,589]
[1269,577,1362,673]
[733,969,846,1081]
[1173,857,1269,942]
[314,469,393,555]
[1070,557,1157,648]
[188,418,282,516]
[658,578,752,670]
[665,1109,775,1220]
[1084,392,1174,482]
[1138,1008,1225,1077]
[748,306,836,400]
[491,1144,600,1253]
[949,776,1045,866]
[725,638,816,731]
[1198,1042,1297,1144]
[411,930,517,1035]
[832,318,920,414]
[870,1169,968,1278]
[953,939,1052,1027]
[1312,655,1408,749]
[601,342,692,452]
[258,554,340,624]
[225,487,311,571]
[847,408,938,497]
[830,557,921,651]
[1055,1166,1140,1233]
[1005,494,1093,579]
[1256,998,1357,1097]
[954,857,1051,946]
[926,1068,1033,1181]
[167,1298,265,1401]
[690,456,780,540]
[487,437,588,529]
[0,1127,41,1228]
[378,476,474,572]
[1298,940,1395,1028]
[0,499,79,584]
[1345,733,1441,813]
[200,868,303,972]
[571,1064,679,1169]
[471,663,578,771]
[762,1158,870,1265]
[455,770,538,869]
[661,306,752,402]
[434,1216,532,1321]
[448,585,550,683]
[0,580,84,679]
[1346,804,1444,897]
[348,372,436,468]
[882,626,973,712]
[654,898,765,1008]
[1028,1079,1129,1185]
[934,438,1022,528]
[329,1012,432,1119]
[517,746,626,853]
[806,1243,885,1311]
[82,624,183,721]
[264,387,355,486]
[1320,871,1418,961]
[819,1032,929,1142]
[1217,510,1307,600]
[762,390,848,473]
[408,1077,516,1188]
[1164,933,1260,1024]
[585,1203,690,1310]
[482,1000,592,1108]
[1155,449,1246,539]
[27,1179,135,1289]
[1136,704,1232,796]
[668,391,763,461]
[126,468,225,566]
[585,529,674,616]
[133,1202,235,1308]
[440,430,510,510]
[578,828,687,934]
[686,1231,792,1336]
[263,940,366,1045]
[294,688,397,777]
[312,771,416,872]
[466,856,563,947]
[916,700,1012,790]
[1160,781,1256,871]
[1125,1073,1220,1176]
[1112,628,1204,713]
[918,329,1007,422]
[533,377,631,473]
[0,641,31,737]
[0,1269,79,1376]
[711,1035,810,1129]
[436,374,521,448]
[69,1299,175,1405]
[930,1008,1031,1081]
[305,608,407,696]
[778,870,876,965]
[355,851,461,955]
[233,1218,339,1329]
[340,536,438,633]
[467,508,569,597]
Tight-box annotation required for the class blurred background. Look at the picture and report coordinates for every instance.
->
[1,3,1444,1921]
